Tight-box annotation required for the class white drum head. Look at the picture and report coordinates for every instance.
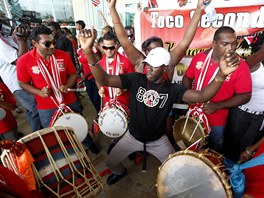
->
[157,154,229,198]
[98,107,128,138]
[53,113,88,142]
[0,107,6,120]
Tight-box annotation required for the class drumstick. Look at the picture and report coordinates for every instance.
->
[188,118,201,142]
[67,87,87,92]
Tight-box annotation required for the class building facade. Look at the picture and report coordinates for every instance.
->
[0,0,142,35]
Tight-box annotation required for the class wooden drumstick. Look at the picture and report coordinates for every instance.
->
[67,87,87,92]
[188,118,201,142]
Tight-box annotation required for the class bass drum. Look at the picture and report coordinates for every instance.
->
[173,115,208,151]
[156,149,232,198]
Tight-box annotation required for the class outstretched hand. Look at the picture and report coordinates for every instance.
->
[197,0,211,9]
[178,0,188,7]
[219,50,240,76]
[77,28,96,52]
[106,0,117,9]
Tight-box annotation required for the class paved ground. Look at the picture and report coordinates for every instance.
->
[14,92,160,198]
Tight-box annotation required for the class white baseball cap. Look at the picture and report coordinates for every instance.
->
[142,47,171,67]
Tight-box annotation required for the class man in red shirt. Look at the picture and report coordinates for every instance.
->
[0,81,18,141]
[98,31,135,108]
[183,26,252,152]
[98,31,135,154]
[17,25,99,154]
[17,25,80,128]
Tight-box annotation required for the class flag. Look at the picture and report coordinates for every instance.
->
[91,0,100,7]
[148,0,158,8]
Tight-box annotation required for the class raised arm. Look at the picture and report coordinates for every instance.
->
[13,26,28,59]
[246,43,264,70]
[78,28,122,88]
[107,0,145,71]
[168,0,207,80]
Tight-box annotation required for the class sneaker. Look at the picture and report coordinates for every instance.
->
[89,143,100,154]
[106,168,127,185]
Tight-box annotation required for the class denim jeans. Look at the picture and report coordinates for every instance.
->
[38,100,93,148]
[85,78,101,114]
[0,128,18,141]
[13,90,42,132]
[38,100,82,128]
[208,126,225,152]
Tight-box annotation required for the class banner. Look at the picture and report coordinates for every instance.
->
[139,5,264,53]
[136,4,264,83]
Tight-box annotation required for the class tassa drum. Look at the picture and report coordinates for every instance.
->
[173,115,209,151]
[98,101,129,138]
[17,126,103,197]
[156,149,232,198]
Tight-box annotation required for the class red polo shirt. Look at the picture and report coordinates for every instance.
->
[17,48,77,110]
[99,52,135,107]
[185,51,252,126]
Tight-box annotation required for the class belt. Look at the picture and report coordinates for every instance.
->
[238,106,264,115]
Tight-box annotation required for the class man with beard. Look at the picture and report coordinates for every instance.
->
[78,28,239,185]
[16,25,99,154]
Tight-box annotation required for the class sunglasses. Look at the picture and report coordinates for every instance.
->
[127,34,134,38]
[40,40,56,48]
[102,46,116,50]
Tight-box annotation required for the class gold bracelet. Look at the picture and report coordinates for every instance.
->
[214,76,225,82]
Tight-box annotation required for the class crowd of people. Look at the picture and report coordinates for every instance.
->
[0,0,264,197]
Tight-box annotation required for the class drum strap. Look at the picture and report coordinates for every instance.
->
[196,49,213,91]
[106,54,120,99]
[49,105,73,126]
[38,55,64,106]
[142,142,147,173]
[187,50,214,136]
[38,55,74,126]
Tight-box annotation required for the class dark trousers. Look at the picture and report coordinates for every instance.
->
[223,107,264,162]
[85,78,101,114]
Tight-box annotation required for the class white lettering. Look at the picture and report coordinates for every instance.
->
[150,12,184,28]
[251,6,264,28]
[199,6,264,28]
[150,6,264,29]
[223,13,236,27]
[236,12,250,28]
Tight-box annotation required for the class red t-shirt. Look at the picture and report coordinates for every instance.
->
[77,48,94,80]
[99,52,135,107]
[0,82,17,133]
[244,143,264,197]
[185,51,252,126]
[17,48,77,110]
